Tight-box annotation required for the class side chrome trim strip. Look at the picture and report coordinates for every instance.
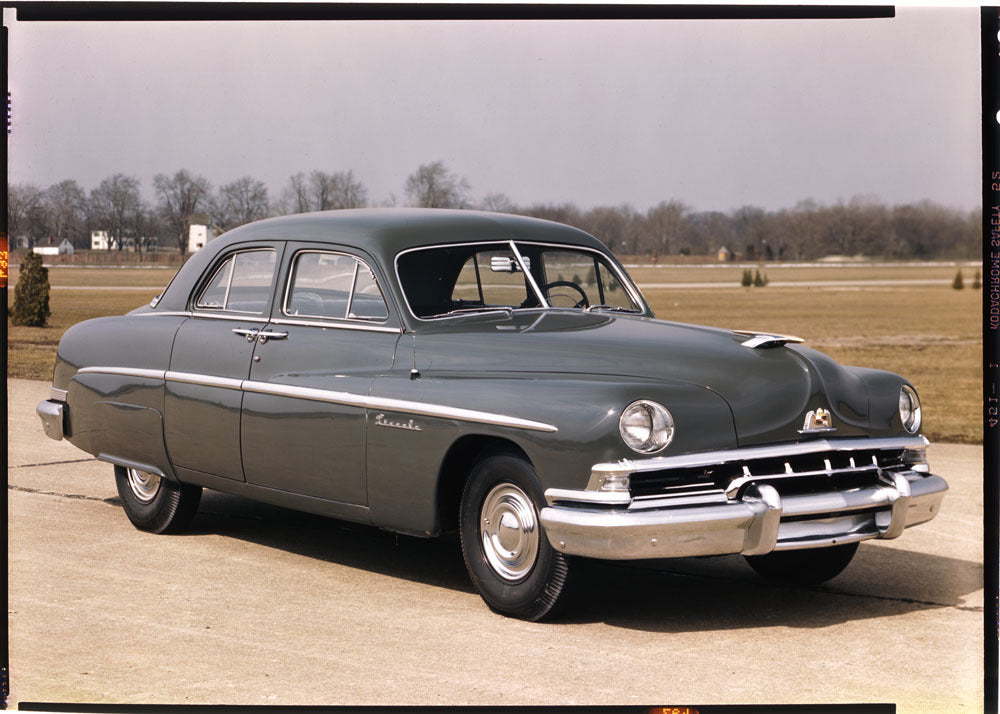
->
[76,366,168,380]
[165,371,245,391]
[590,436,930,478]
[365,393,558,432]
[241,380,558,433]
[74,366,557,433]
[242,380,366,407]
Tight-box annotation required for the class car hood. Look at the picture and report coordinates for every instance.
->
[413,310,873,446]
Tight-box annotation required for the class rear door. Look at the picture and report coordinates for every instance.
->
[164,244,282,482]
[240,243,402,506]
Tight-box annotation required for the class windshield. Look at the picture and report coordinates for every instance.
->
[396,241,644,319]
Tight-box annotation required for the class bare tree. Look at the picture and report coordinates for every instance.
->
[8,183,45,248]
[278,172,312,215]
[404,161,471,208]
[642,200,688,257]
[328,170,367,209]
[154,169,212,254]
[215,176,269,231]
[519,202,582,226]
[309,171,336,211]
[480,192,515,213]
[44,180,88,247]
[308,170,368,210]
[580,204,640,255]
[89,174,141,251]
[132,202,164,254]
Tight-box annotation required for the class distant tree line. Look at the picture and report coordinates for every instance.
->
[7,161,979,260]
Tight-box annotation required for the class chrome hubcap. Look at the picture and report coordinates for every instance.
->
[126,467,161,503]
[480,483,539,582]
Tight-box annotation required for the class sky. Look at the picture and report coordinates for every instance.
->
[3,6,982,215]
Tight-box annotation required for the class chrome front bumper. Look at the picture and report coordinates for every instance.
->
[37,399,67,441]
[539,438,948,560]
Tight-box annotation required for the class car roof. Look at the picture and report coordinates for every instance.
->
[151,208,610,315]
[213,208,606,261]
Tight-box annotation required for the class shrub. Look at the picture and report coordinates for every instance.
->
[11,251,51,327]
[952,269,964,290]
[753,269,768,287]
[741,269,753,287]
[973,270,982,289]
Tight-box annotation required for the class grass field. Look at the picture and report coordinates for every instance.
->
[7,263,983,443]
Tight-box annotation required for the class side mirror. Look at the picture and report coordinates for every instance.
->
[490,256,530,273]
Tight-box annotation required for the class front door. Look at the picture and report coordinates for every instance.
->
[240,244,401,505]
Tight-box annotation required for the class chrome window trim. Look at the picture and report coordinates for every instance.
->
[71,366,556,433]
[269,317,401,334]
[281,249,392,326]
[345,260,361,317]
[394,239,648,323]
[135,310,272,324]
[192,247,278,316]
[134,310,195,318]
[194,313,270,324]
[194,254,235,311]
[509,240,549,309]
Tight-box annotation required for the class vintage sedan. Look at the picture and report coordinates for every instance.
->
[37,209,948,620]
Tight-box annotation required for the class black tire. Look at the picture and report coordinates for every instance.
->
[459,453,572,621]
[114,465,202,534]
[744,542,859,586]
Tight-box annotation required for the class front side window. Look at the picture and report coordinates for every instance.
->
[284,251,389,322]
[195,249,276,314]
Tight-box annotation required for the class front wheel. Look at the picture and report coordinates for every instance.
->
[744,542,859,585]
[459,453,572,621]
[114,465,202,534]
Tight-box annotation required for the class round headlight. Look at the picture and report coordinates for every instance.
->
[619,400,674,454]
[899,385,922,434]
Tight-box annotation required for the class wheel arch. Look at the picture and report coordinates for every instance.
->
[435,434,532,534]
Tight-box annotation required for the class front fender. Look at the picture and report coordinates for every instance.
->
[365,369,737,534]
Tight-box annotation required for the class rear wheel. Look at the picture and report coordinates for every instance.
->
[744,542,859,585]
[114,465,202,534]
[459,453,572,621]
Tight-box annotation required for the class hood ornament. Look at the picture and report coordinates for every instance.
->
[734,330,805,349]
[799,407,836,434]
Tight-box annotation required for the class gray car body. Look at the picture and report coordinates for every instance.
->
[45,208,931,539]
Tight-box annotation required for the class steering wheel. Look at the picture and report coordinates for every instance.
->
[541,280,589,309]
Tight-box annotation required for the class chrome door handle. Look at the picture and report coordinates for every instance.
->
[232,328,260,342]
[257,331,288,344]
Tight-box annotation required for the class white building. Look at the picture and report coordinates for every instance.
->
[33,239,75,256]
[188,221,216,253]
[91,230,110,250]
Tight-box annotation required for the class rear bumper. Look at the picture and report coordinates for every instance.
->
[37,399,67,441]
[539,471,948,560]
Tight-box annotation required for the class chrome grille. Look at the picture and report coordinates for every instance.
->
[629,447,907,501]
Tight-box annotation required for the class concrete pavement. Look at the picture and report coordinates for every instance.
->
[7,378,985,711]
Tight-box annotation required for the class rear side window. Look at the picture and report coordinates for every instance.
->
[283,251,389,322]
[195,249,277,314]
